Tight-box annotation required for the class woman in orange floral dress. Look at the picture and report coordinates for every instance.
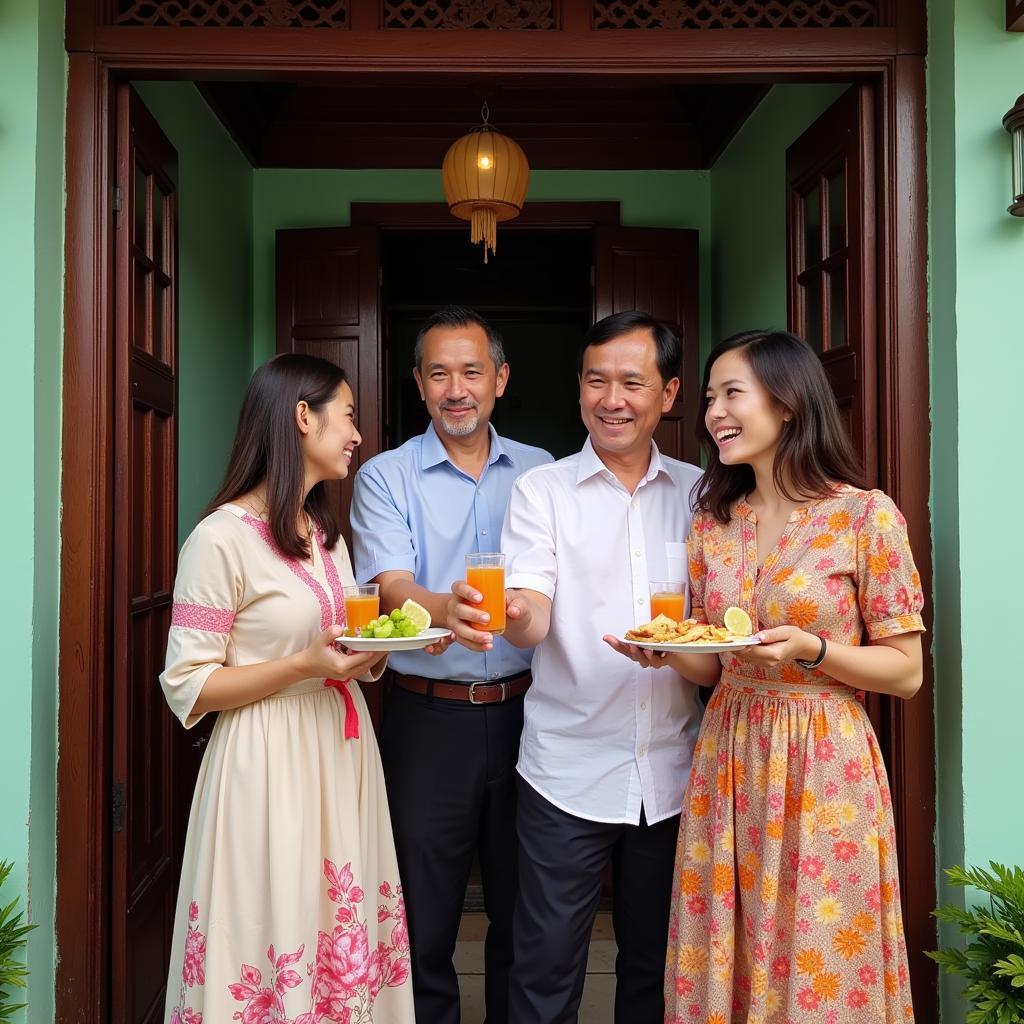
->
[607,330,923,1023]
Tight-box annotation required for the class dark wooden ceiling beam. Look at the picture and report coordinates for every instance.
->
[77,26,905,69]
[258,131,707,169]
[196,80,765,169]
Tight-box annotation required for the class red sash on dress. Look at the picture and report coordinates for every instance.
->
[324,677,360,739]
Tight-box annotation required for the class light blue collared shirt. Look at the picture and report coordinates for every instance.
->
[351,423,553,680]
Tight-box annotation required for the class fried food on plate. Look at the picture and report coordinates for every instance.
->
[624,614,744,645]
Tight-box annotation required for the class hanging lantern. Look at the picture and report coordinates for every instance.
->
[442,103,530,263]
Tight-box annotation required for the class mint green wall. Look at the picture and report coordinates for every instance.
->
[252,168,711,365]
[134,83,254,542]
[927,1,1024,1018]
[0,1,64,1021]
[710,83,849,350]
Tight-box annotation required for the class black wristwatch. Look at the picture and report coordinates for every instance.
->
[796,635,827,670]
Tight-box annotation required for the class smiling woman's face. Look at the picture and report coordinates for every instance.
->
[301,379,361,484]
[704,348,789,467]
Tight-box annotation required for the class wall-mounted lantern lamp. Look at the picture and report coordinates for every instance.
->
[1003,94,1024,217]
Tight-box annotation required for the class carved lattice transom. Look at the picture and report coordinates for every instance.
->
[592,0,882,29]
[383,0,556,29]
[113,0,348,27]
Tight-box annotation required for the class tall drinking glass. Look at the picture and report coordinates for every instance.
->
[466,553,506,634]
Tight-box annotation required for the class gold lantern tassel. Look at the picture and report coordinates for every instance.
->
[470,205,497,264]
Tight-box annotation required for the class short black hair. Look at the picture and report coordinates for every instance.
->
[577,310,682,384]
[414,305,506,370]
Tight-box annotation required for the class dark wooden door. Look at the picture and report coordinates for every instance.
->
[276,226,382,555]
[787,84,877,479]
[276,226,383,729]
[111,85,186,1024]
[594,226,701,464]
[787,84,933,1013]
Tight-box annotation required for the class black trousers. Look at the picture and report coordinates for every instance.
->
[508,777,679,1024]
[380,683,525,1024]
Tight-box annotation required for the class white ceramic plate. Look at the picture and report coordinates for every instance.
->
[334,626,451,652]
[625,636,761,654]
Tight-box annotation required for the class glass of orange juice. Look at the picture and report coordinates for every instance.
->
[465,553,506,634]
[343,584,380,631]
[649,581,686,623]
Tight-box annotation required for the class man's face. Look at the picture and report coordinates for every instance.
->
[579,328,679,461]
[414,323,509,440]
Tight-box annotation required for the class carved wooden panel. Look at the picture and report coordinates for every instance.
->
[112,0,348,27]
[592,0,882,29]
[383,0,556,28]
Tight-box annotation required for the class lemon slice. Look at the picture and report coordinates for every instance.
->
[723,606,753,636]
[400,599,432,632]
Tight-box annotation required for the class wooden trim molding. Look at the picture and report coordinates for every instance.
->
[874,53,937,1022]
[1009,0,1024,31]
[56,52,115,1023]
[67,22,915,65]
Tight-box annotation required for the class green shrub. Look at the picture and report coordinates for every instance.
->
[929,862,1024,1024]
[0,861,34,1022]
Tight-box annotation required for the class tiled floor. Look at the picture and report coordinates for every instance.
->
[455,912,615,1023]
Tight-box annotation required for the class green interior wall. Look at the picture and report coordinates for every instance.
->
[252,168,712,365]
[0,2,64,1021]
[927,1,1024,1018]
[133,82,254,542]
[709,83,849,351]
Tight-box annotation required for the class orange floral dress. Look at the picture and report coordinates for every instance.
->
[665,486,924,1024]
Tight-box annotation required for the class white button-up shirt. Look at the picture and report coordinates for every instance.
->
[502,438,704,825]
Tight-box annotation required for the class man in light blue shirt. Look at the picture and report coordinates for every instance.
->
[351,306,552,1024]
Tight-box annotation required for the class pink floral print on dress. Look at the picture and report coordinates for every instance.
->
[169,861,409,1024]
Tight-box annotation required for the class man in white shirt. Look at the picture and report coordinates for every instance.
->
[450,311,703,1023]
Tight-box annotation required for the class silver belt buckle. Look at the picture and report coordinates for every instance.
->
[468,679,508,704]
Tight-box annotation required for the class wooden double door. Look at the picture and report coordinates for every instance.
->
[275,214,702,559]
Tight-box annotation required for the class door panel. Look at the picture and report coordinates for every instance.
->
[787,84,877,483]
[594,226,700,464]
[276,226,382,731]
[276,226,381,556]
[112,84,189,1024]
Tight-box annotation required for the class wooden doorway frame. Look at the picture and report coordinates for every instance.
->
[57,13,934,1022]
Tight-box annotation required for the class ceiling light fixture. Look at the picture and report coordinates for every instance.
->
[442,101,530,262]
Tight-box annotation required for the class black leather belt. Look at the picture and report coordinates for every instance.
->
[393,671,531,704]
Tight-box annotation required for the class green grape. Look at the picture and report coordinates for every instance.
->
[399,622,418,637]
[360,626,374,638]
[376,614,389,626]
[390,608,405,622]
[373,620,395,639]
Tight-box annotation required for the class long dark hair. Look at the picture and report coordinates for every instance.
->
[693,330,864,524]
[208,353,348,557]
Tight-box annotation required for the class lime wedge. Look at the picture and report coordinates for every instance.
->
[400,599,431,632]
[723,606,753,636]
